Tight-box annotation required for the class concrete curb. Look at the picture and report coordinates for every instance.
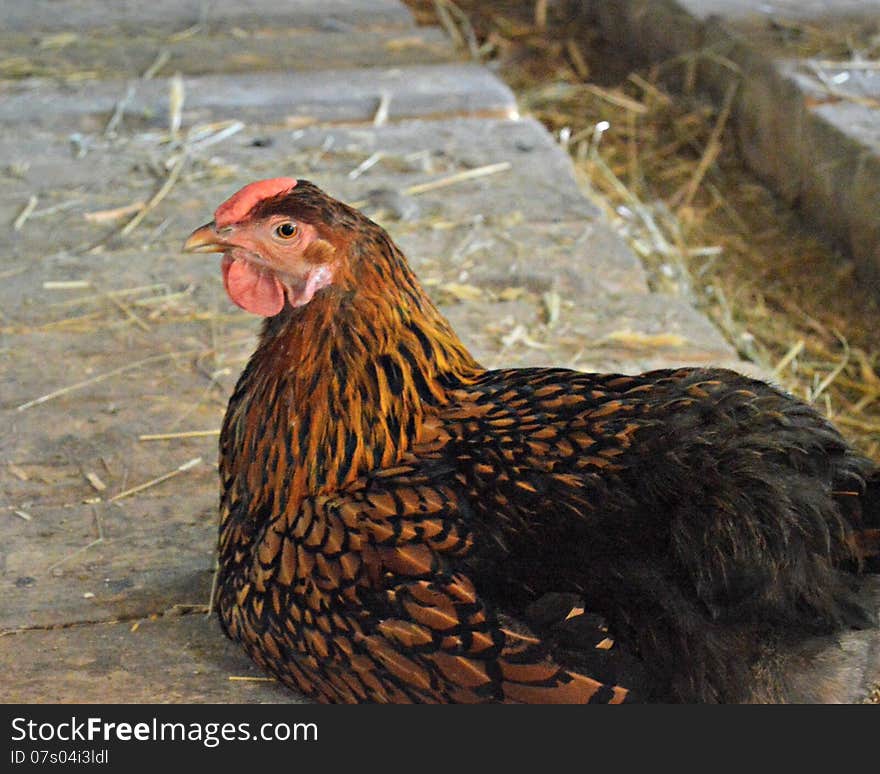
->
[574,0,880,296]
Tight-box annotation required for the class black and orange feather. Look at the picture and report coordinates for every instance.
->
[189,180,879,704]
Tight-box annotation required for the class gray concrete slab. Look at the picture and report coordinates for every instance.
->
[0,0,416,33]
[783,62,880,153]
[0,117,597,271]
[393,220,651,299]
[0,614,304,703]
[442,292,740,373]
[0,25,457,81]
[676,0,880,22]
[0,64,517,133]
[2,496,216,632]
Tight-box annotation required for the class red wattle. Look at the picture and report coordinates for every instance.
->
[222,255,285,317]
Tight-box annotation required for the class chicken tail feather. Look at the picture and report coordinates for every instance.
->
[844,470,880,569]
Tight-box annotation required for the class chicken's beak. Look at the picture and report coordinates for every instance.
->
[182,222,229,253]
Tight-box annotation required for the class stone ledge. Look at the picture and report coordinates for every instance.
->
[577,0,880,296]
[0,0,416,34]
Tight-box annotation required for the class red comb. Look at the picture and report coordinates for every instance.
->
[214,177,298,227]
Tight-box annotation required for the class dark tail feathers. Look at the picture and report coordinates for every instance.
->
[852,471,880,570]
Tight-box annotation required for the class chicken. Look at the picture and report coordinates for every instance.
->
[183,177,880,703]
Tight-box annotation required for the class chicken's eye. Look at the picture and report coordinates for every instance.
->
[275,222,298,239]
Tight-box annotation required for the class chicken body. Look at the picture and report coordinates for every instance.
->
[185,179,879,703]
